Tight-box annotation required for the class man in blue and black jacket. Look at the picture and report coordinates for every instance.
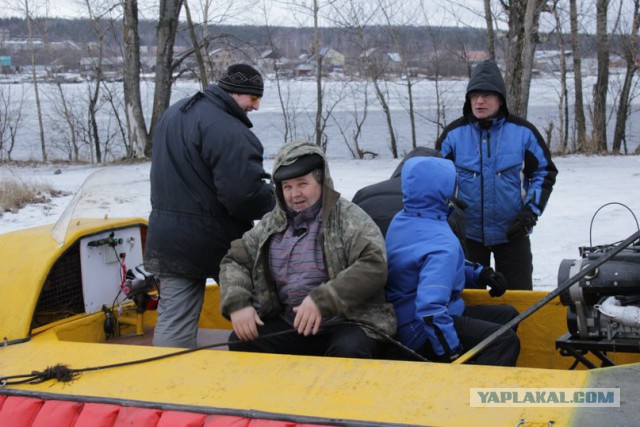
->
[437,60,558,290]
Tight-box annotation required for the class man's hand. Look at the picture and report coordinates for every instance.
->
[506,206,538,241]
[230,306,264,341]
[293,296,322,336]
[479,267,508,297]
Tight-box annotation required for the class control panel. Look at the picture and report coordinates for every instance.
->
[79,226,144,313]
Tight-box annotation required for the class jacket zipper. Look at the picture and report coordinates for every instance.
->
[480,128,487,244]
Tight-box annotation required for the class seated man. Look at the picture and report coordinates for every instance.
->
[219,140,396,358]
[353,146,507,298]
[385,156,520,366]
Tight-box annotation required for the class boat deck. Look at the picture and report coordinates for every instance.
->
[108,327,231,350]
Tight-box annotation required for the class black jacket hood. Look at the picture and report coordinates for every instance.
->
[391,146,442,178]
[463,60,509,121]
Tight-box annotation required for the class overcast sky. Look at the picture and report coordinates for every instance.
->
[1,1,633,35]
[1,0,489,28]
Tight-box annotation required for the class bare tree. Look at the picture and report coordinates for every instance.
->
[278,0,338,148]
[611,0,640,154]
[325,0,379,155]
[84,0,116,163]
[260,1,295,143]
[501,0,547,118]
[332,2,398,157]
[332,81,374,159]
[17,0,47,161]
[378,0,421,149]
[569,0,587,152]
[483,0,496,60]
[50,80,82,161]
[312,0,324,147]
[0,86,25,162]
[101,82,131,158]
[183,0,208,89]
[149,0,184,155]
[551,0,569,153]
[122,0,149,158]
[364,53,398,158]
[592,0,610,152]
[417,3,453,142]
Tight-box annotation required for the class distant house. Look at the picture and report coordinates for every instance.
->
[463,50,489,65]
[319,47,345,73]
[360,48,403,76]
[534,50,573,72]
[257,49,288,74]
[300,47,346,76]
[294,63,313,77]
[79,56,123,72]
[208,48,237,75]
[0,28,9,42]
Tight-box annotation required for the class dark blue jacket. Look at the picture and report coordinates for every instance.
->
[437,60,557,246]
[144,84,275,280]
[386,157,465,356]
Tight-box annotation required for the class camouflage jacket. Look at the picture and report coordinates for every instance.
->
[219,141,397,339]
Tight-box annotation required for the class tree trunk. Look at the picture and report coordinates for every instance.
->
[483,0,495,60]
[592,0,610,152]
[25,2,47,162]
[149,0,184,156]
[372,78,397,158]
[264,22,292,143]
[55,81,79,161]
[406,75,417,149]
[518,0,544,118]
[88,76,102,163]
[552,1,569,154]
[569,0,587,152]
[611,0,639,154]
[183,0,208,90]
[313,0,324,148]
[123,0,149,159]
[503,0,544,118]
[504,1,526,117]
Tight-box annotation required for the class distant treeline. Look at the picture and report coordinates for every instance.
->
[0,17,609,59]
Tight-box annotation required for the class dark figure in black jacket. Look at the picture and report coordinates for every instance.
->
[352,148,509,360]
[352,147,468,254]
[144,64,275,348]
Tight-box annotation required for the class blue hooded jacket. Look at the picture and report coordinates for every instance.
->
[436,60,558,246]
[386,157,465,356]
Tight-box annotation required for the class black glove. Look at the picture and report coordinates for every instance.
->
[506,207,538,241]
[479,267,508,297]
[438,346,463,363]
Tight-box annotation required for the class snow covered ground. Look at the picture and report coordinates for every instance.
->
[2,154,640,291]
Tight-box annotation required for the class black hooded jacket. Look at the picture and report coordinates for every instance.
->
[462,58,508,125]
[144,84,275,280]
[351,147,467,253]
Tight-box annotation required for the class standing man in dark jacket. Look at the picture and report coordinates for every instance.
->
[145,64,275,348]
[437,60,558,290]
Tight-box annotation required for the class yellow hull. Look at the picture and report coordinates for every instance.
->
[1,219,638,426]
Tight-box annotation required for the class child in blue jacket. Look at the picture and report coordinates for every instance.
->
[385,156,520,366]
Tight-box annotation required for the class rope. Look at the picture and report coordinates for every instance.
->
[0,321,427,387]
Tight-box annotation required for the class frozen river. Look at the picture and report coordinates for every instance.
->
[2,73,639,161]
